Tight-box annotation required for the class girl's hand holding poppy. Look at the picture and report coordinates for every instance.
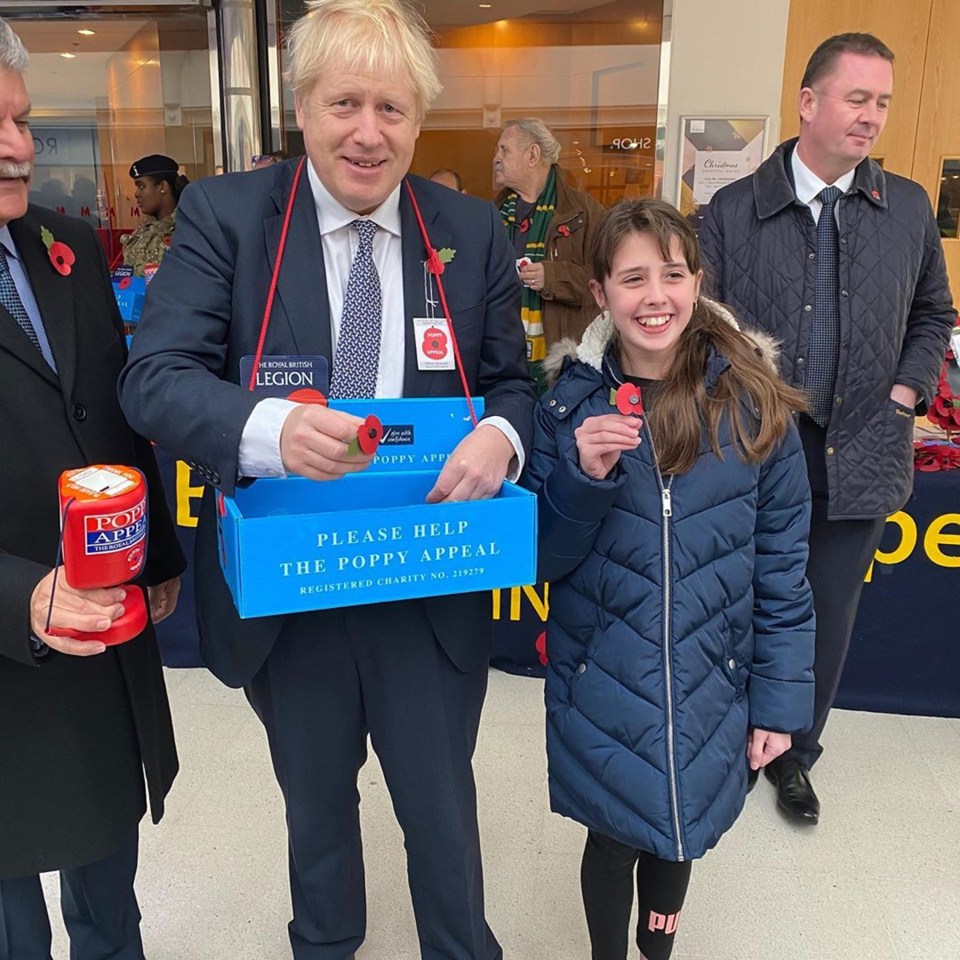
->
[574,414,641,480]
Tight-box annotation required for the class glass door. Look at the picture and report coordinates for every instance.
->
[4,6,217,264]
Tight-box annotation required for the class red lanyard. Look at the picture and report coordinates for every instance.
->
[249,158,478,428]
[248,156,307,391]
[402,179,477,427]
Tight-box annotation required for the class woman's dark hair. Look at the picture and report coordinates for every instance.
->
[592,199,807,475]
[145,171,190,205]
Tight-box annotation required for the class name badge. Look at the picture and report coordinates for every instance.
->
[239,355,330,398]
[413,318,456,371]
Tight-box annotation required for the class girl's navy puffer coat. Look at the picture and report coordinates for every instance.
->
[523,307,816,862]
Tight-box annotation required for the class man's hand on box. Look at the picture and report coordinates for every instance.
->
[426,424,514,503]
[280,403,375,481]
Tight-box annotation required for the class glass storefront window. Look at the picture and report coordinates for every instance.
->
[275,0,663,205]
[6,9,216,264]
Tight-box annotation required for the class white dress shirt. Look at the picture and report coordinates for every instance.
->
[791,149,856,226]
[238,161,523,478]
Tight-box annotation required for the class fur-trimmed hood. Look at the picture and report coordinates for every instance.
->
[541,296,781,387]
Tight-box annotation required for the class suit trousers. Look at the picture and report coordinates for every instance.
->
[0,833,142,960]
[244,599,501,960]
[787,416,887,768]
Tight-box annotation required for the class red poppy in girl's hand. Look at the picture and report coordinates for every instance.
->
[615,382,644,416]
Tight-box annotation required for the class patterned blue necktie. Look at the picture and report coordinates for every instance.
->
[330,219,382,399]
[806,185,842,427]
[0,244,43,354]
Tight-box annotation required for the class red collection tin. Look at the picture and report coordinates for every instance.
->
[56,465,148,645]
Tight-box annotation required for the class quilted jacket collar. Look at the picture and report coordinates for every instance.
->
[754,138,888,220]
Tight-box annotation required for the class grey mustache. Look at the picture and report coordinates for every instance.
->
[0,162,32,179]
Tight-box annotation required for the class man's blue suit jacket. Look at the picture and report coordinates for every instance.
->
[119,161,536,687]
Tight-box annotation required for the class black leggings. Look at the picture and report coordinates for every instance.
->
[581,830,693,960]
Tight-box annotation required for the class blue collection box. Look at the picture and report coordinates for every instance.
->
[217,398,538,618]
[112,274,148,326]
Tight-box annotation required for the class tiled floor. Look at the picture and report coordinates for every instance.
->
[41,667,960,959]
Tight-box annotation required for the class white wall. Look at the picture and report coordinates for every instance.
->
[662,0,791,205]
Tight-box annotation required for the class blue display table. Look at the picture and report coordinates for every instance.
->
[153,456,960,718]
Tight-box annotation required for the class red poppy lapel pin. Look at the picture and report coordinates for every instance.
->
[41,226,76,277]
[426,247,456,276]
[557,223,571,237]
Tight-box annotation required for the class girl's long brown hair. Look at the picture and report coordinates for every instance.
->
[593,200,807,476]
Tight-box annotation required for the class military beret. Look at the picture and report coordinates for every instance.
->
[129,154,179,179]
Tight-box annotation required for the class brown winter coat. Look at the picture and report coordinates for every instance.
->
[500,167,606,347]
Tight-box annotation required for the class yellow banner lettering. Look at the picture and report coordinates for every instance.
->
[924,513,960,567]
[176,460,204,528]
[866,511,917,582]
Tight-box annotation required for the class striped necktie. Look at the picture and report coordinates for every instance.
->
[330,219,382,399]
[0,244,43,354]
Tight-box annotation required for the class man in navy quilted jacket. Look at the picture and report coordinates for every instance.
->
[700,33,956,825]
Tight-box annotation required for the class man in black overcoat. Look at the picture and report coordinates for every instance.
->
[0,19,185,959]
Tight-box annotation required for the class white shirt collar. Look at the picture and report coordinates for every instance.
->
[791,148,856,206]
[306,159,402,238]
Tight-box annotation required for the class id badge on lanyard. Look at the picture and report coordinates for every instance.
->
[414,261,455,371]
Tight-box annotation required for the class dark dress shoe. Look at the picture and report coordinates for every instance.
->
[764,759,820,824]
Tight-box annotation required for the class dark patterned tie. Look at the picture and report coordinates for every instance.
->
[330,219,381,399]
[0,244,43,353]
[806,186,842,427]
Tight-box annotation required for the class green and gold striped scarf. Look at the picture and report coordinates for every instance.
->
[500,166,557,388]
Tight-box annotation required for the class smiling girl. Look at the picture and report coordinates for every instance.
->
[523,199,816,960]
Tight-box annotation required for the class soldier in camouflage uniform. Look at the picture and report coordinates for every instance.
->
[121,154,188,277]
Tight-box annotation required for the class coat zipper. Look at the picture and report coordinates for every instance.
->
[644,423,684,861]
